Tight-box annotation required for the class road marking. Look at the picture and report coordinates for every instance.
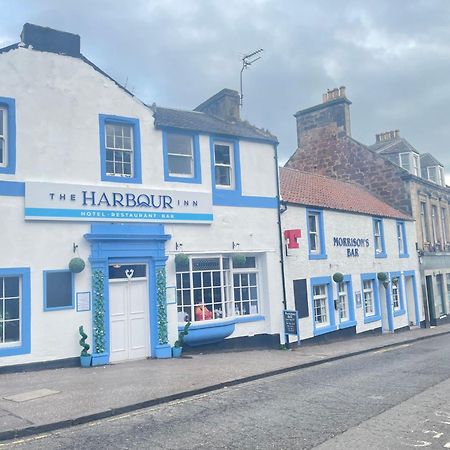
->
[373,343,411,354]
[444,442,450,448]
[422,430,443,439]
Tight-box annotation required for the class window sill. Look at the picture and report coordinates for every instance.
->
[399,253,410,259]
[374,253,387,259]
[313,324,337,336]
[165,174,201,184]
[234,315,265,324]
[308,253,327,260]
[43,305,74,312]
[338,320,357,330]
[364,314,381,324]
[101,174,142,184]
[394,308,406,317]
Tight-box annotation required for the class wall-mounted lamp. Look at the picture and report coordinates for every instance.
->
[392,277,399,287]
[232,241,240,250]
[73,243,78,253]
[176,242,183,251]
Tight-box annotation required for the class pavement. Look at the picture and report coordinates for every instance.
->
[1,324,450,442]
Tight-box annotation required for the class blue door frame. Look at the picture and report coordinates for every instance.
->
[84,223,172,363]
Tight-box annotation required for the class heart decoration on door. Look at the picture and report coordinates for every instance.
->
[125,269,134,279]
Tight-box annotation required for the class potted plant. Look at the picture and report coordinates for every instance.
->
[332,272,344,283]
[78,325,92,367]
[69,257,85,273]
[172,322,191,358]
[377,272,388,282]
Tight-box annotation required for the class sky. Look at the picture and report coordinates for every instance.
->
[1,0,450,183]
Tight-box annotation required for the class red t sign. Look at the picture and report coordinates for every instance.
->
[284,229,301,249]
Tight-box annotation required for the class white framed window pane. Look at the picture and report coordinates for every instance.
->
[309,214,319,252]
[215,145,231,164]
[0,276,21,345]
[363,280,375,316]
[105,123,134,177]
[412,154,419,176]
[215,166,231,186]
[313,284,328,325]
[168,155,193,176]
[167,133,193,156]
[428,166,438,183]
[0,107,6,167]
[392,284,400,310]
[338,282,348,321]
[399,153,410,171]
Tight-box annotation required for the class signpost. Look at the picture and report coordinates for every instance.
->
[283,310,300,346]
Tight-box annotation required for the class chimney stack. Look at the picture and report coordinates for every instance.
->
[194,89,240,122]
[375,129,400,143]
[295,86,352,147]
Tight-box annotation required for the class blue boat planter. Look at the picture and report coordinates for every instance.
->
[180,318,236,347]
[91,353,109,366]
[80,355,92,367]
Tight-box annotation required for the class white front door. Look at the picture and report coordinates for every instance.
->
[109,264,150,363]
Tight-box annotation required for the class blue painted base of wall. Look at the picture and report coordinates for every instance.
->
[92,353,109,366]
[181,318,236,347]
[155,344,172,359]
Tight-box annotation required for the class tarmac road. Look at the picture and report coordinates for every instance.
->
[3,334,450,449]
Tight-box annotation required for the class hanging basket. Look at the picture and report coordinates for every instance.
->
[69,257,86,273]
[377,272,388,282]
[332,272,344,283]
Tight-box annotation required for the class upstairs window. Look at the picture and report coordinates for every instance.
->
[420,202,430,242]
[0,97,16,175]
[431,205,440,245]
[412,153,420,176]
[399,152,420,176]
[399,152,410,172]
[214,142,234,188]
[397,221,408,257]
[373,218,386,258]
[427,166,444,186]
[99,115,142,184]
[163,131,201,183]
[307,209,326,259]
[0,107,6,168]
[442,208,448,245]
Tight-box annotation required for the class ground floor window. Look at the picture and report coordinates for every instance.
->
[313,284,328,326]
[363,280,375,316]
[337,282,348,321]
[0,275,21,345]
[392,282,400,311]
[447,273,450,309]
[176,255,260,323]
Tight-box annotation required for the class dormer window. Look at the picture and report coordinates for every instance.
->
[399,152,420,176]
[427,166,445,186]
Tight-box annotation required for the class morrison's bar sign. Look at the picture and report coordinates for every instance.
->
[25,182,213,224]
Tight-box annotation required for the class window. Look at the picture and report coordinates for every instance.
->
[163,130,201,183]
[310,277,336,335]
[392,282,400,310]
[442,208,448,245]
[361,273,381,323]
[431,205,440,245]
[337,282,348,322]
[176,255,260,323]
[99,115,142,184]
[44,270,74,310]
[363,280,375,316]
[313,284,328,326]
[427,166,444,185]
[0,268,30,357]
[214,142,234,188]
[412,154,420,176]
[439,167,445,186]
[397,221,408,257]
[373,219,386,257]
[0,97,16,174]
[420,202,430,243]
[307,209,326,259]
[446,273,450,308]
[399,153,410,172]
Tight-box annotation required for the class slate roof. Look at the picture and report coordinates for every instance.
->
[153,106,278,144]
[420,152,443,167]
[370,137,418,155]
[280,167,412,220]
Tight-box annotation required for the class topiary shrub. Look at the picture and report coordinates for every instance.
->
[332,272,344,283]
[78,325,90,357]
[69,257,85,273]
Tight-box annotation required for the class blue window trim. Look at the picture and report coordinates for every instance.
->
[404,270,420,326]
[390,271,406,317]
[0,97,16,175]
[0,180,24,197]
[99,114,142,184]
[43,269,75,311]
[310,276,336,336]
[336,274,356,329]
[373,218,387,258]
[361,273,381,324]
[0,267,31,357]
[307,209,327,260]
[162,128,201,184]
[396,221,409,258]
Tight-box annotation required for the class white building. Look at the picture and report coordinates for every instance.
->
[0,24,284,368]
[280,167,424,341]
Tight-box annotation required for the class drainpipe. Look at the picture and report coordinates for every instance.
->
[273,143,288,346]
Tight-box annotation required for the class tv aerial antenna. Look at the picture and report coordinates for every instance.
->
[240,48,263,107]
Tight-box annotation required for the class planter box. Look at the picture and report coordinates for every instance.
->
[172,346,182,358]
[80,355,92,368]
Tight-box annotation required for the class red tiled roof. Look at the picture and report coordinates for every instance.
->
[280,167,412,220]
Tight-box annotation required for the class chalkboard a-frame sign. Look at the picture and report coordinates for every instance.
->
[283,310,300,345]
